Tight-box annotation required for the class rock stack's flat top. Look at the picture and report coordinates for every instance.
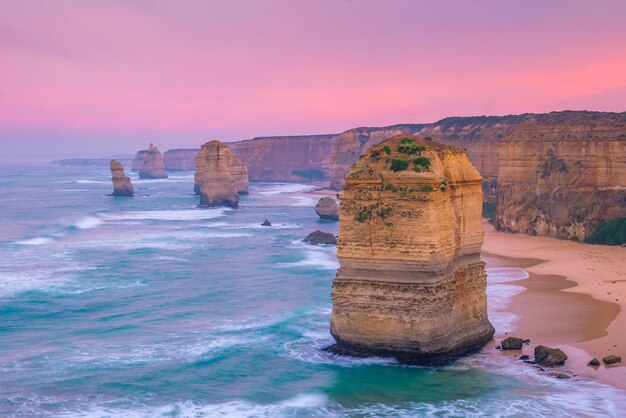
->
[138,144,168,179]
[330,134,494,364]
[195,140,239,207]
[109,160,134,196]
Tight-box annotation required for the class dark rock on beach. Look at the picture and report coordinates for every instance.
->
[588,358,600,367]
[602,355,621,365]
[501,337,524,350]
[304,230,337,245]
[261,219,272,226]
[534,345,568,367]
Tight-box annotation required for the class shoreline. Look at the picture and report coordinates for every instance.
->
[482,221,626,390]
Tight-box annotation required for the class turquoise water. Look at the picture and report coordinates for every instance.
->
[0,164,624,417]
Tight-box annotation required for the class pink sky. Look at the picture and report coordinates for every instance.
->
[1,0,626,159]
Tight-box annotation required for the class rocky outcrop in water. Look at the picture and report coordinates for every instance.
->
[304,230,337,245]
[315,197,339,220]
[194,142,248,195]
[195,140,239,207]
[138,144,168,179]
[109,160,134,196]
[131,150,148,172]
[330,135,494,364]
[164,149,199,171]
[534,345,567,366]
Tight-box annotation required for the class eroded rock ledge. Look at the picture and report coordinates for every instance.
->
[330,134,494,364]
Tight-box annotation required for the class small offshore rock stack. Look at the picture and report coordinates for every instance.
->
[109,160,134,196]
[195,140,240,207]
[330,134,495,364]
[138,144,168,179]
[194,143,248,195]
[315,197,339,220]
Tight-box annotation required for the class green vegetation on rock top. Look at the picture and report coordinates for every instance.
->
[584,218,626,245]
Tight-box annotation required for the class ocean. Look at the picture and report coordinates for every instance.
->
[0,164,624,417]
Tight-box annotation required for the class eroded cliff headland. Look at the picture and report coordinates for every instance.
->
[109,160,134,196]
[330,134,494,364]
[138,144,168,179]
[194,140,241,207]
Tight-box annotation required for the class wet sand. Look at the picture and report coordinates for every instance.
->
[482,221,626,390]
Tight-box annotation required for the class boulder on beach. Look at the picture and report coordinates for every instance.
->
[261,219,272,226]
[602,355,621,365]
[304,230,337,245]
[534,345,567,366]
[315,197,339,220]
[501,337,524,350]
[109,160,134,196]
[588,358,600,367]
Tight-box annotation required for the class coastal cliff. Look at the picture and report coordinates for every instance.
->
[138,144,168,179]
[195,140,239,207]
[109,160,134,196]
[230,134,336,182]
[330,134,494,364]
[493,112,626,240]
[164,149,199,171]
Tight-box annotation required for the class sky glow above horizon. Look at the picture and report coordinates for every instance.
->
[1,0,626,159]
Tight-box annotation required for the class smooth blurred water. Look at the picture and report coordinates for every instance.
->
[0,164,624,417]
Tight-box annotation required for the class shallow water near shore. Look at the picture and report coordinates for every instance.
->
[0,164,625,417]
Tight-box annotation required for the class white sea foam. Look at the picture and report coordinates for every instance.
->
[486,267,527,332]
[105,208,230,222]
[73,216,104,230]
[256,183,316,196]
[278,248,339,271]
[15,237,54,246]
[76,179,107,184]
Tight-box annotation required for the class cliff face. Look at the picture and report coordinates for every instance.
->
[330,135,494,364]
[230,134,337,182]
[494,113,626,240]
[138,144,168,179]
[195,140,239,207]
[109,160,134,196]
[327,124,426,190]
[164,149,199,171]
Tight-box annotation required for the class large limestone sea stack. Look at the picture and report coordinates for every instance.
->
[194,142,248,195]
[330,134,495,364]
[109,160,134,196]
[195,140,240,207]
[138,144,168,179]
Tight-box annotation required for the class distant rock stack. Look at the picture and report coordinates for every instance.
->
[109,160,134,196]
[195,140,240,207]
[131,150,148,172]
[330,134,494,364]
[315,197,339,220]
[194,142,248,195]
[138,144,168,179]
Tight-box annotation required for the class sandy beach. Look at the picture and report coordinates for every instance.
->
[482,221,626,390]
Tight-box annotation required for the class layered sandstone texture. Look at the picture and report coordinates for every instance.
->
[230,134,336,182]
[493,112,626,240]
[330,135,495,364]
[315,197,339,220]
[195,140,239,207]
[138,144,168,179]
[194,142,248,195]
[109,160,134,196]
[164,149,199,171]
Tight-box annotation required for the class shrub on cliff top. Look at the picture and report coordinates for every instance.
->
[383,145,392,155]
[413,156,431,170]
[397,137,427,155]
[390,159,409,172]
[584,218,626,245]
